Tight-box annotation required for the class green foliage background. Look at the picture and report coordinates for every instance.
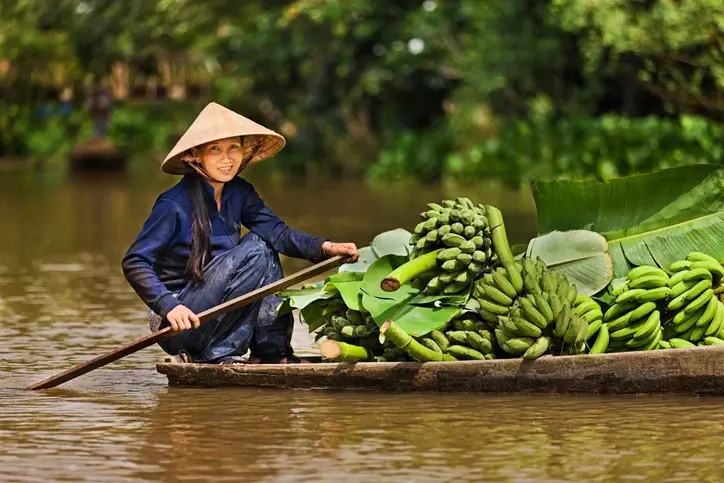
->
[2,0,724,184]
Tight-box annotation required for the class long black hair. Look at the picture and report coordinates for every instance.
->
[183,136,264,284]
[185,172,212,284]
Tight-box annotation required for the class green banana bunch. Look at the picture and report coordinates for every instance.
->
[475,256,586,359]
[660,252,724,345]
[600,265,668,353]
[472,262,525,322]
[408,197,495,295]
[415,312,497,360]
[317,308,391,356]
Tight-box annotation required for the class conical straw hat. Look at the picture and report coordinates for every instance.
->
[161,102,286,175]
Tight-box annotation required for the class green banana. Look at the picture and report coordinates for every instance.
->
[627,265,668,281]
[606,311,633,332]
[686,251,721,264]
[643,328,663,350]
[548,292,564,319]
[683,288,714,315]
[505,337,536,354]
[668,278,712,311]
[431,330,449,353]
[683,267,713,282]
[628,275,668,290]
[520,297,549,329]
[447,345,486,360]
[633,310,660,340]
[695,295,719,327]
[669,280,697,298]
[522,336,550,360]
[705,301,724,337]
[704,336,724,345]
[554,305,572,339]
[541,272,558,294]
[589,323,610,354]
[478,298,510,316]
[503,263,524,295]
[626,323,660,348]
[565,285,578,305]
[523,271,541,295]
[674,307,704,334]
[478,283,513,306]
[669,338,696,349]
[575,298,600,316]
[615,289,647,305]
[586,319,602,340]
[564,315,585,344]
[628,302,657,322]
[669,260,693,273]
[604,302,636,322]
[689,324,708,342]
[667,270,689,287]
[534,294,555,324]
[659,340,672,349]
[503,317,542,338]
[581,309,603,323]
[422,338,443,353]
[492,270,518,299]
[635,286,671,303]
[690,260,724,280]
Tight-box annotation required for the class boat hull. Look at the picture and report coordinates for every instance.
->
[156,345,724,395]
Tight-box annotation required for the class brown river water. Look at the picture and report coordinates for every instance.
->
[1,164,723,482]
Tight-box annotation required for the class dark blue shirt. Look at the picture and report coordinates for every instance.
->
[122,175,327,319]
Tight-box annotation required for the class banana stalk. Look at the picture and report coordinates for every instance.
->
[380,320,457,362]
[486,205,523,293]
[319,340,372,362]
[381,248,443,292]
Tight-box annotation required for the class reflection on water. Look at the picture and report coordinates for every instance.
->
[2,165,720,482]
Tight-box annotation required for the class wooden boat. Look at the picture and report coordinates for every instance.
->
[68,137,127,172]
[156,345,724,395]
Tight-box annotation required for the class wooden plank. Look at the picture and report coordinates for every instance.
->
[156,345,724,395]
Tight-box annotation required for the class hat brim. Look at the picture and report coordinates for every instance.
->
[161,133,285,175]
[159,102,287,175]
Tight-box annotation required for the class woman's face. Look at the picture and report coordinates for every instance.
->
[195,136,243,183]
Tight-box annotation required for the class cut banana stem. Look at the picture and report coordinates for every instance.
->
[381,248,443,292]
[319,340,372,362]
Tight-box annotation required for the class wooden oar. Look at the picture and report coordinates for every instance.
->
[25,255,345,391]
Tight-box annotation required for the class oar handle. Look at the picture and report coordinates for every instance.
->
[25,256,345,390]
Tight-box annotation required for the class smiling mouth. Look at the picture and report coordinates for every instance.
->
[218,166,234,175]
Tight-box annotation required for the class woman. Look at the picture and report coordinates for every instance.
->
[122,102,359,364]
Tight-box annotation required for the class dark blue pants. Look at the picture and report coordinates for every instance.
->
[157,232,293,363]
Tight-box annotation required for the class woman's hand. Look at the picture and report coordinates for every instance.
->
[322,241,359,263]
[166,304,201,332]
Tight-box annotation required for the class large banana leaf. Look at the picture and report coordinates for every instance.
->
[533,164,724,278]
[360,255,460,336]
[526,230,613,296]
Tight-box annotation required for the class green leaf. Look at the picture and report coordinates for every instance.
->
[337,246,377,273]
[361,291,460,336]
[359,254,459,336]
[533,165,724,278]
[323,271,364,311]
[336,228,412,274]
[370,228,413,257]
[526,229,613,296]
[276,286,337,315]
[360,254,418,301]
[300,299,331,332]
